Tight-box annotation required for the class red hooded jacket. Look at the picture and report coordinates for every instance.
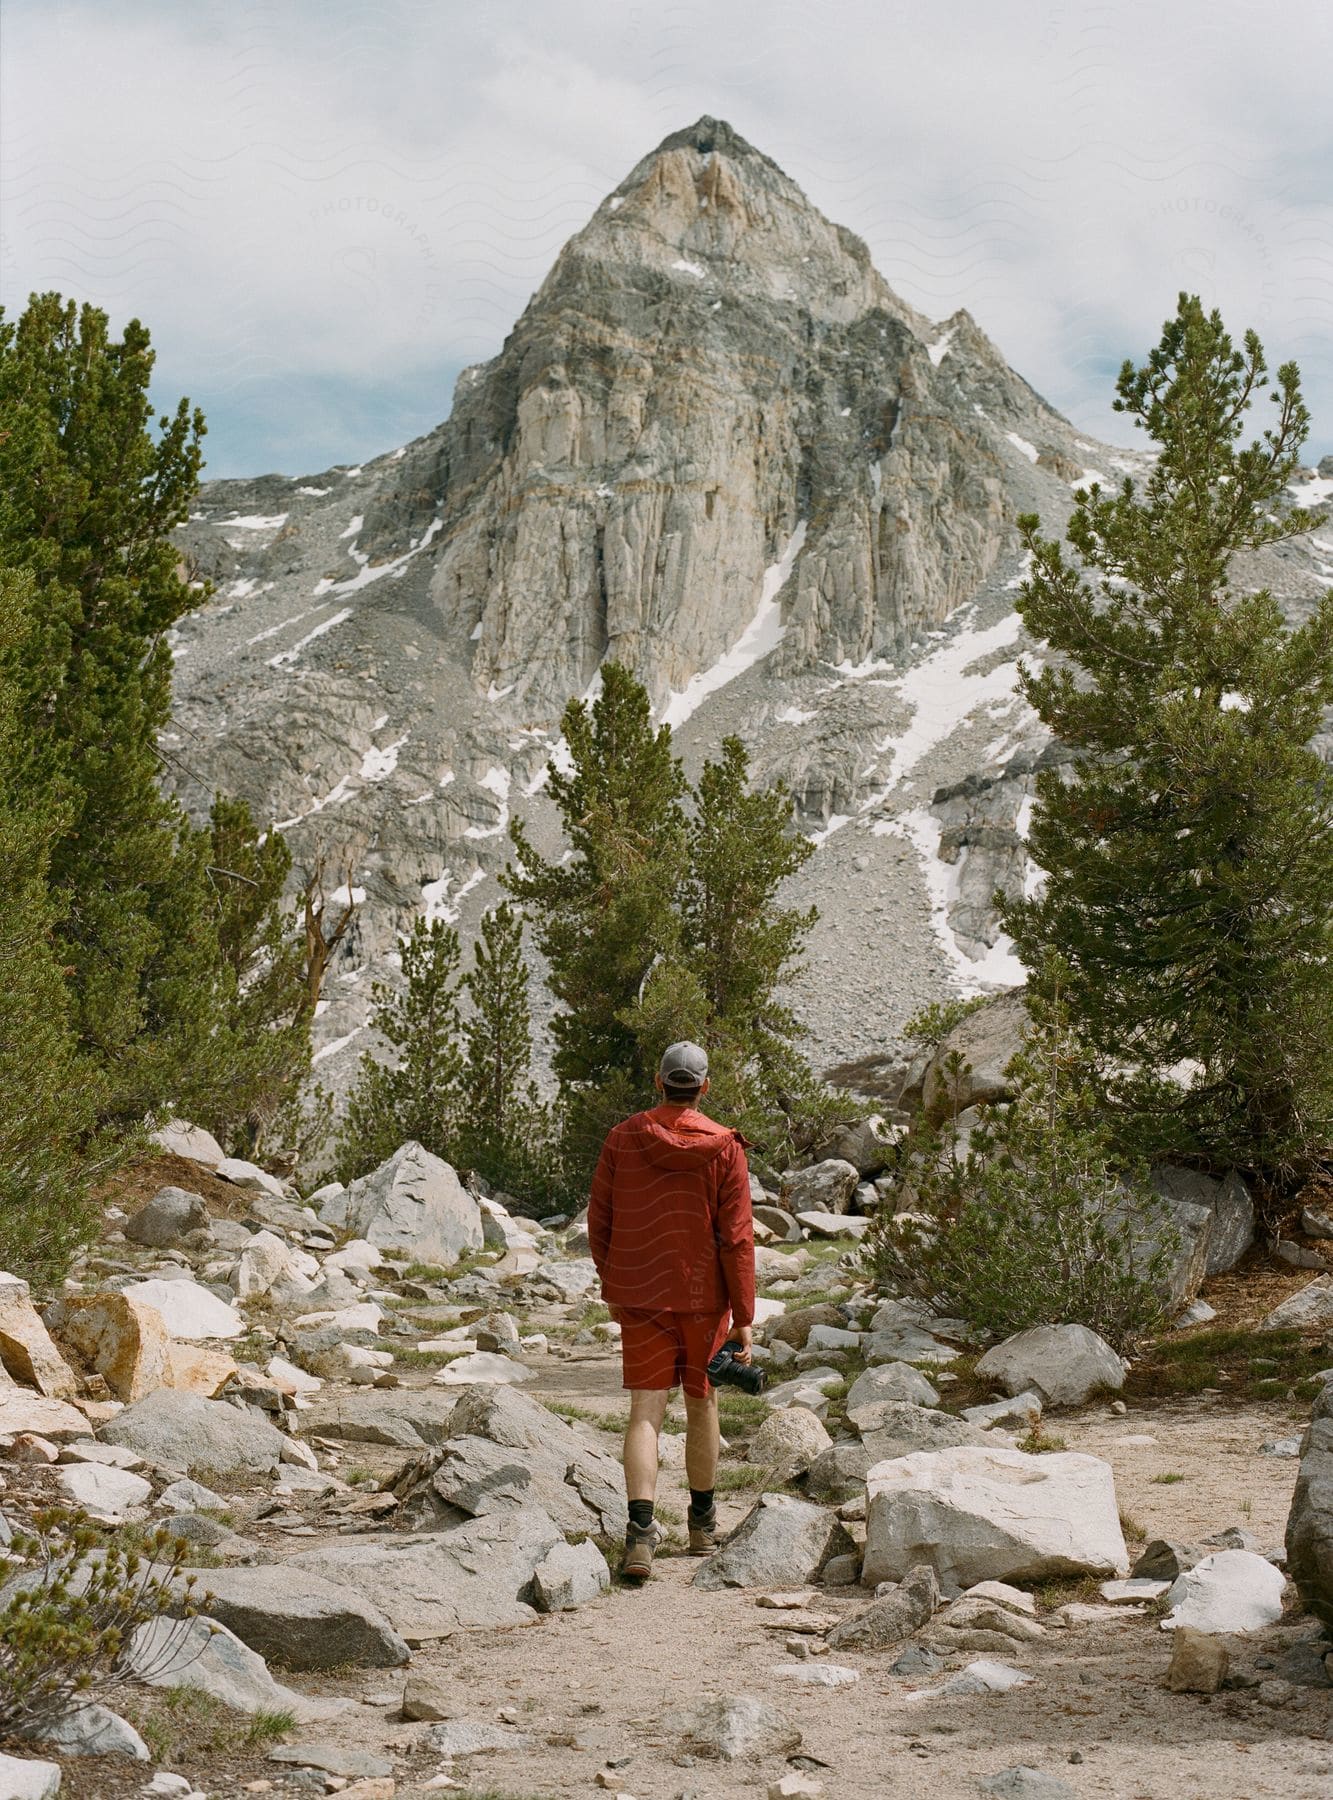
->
[587,1105,756,1327]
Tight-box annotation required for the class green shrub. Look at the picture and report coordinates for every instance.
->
[0,1510,200,1737]
[866,976,1175,1353]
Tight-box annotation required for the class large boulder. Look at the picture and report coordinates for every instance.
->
[975,1325,1125,1408]
[693,1492,854,1590]
[183,1565,410,1669]
[779,1159,859,1216]
[1161,1550,1286,1634]
[767,1304,848,1350]
[1133,1189,1213,1305]
[326,1142,484,1265]
[55,1462,152,1521]
[913,991,1028,1121]
[231,1230,314,1300]
[804,1441,876,1503]
[300,1389,461,1449]
[123,1186,210,1248]
[747,1406,832,1478]
[1263,1278,1333,1329]
[1149,1166,1255,1276]
[120,1278,243,1341]
[530,1539,611,1612]
[1286,1380,1333,1630]
[98,1390,288,1476]
[826,1564,940,1649]
[671,1695,801,1761]
[847,1362,938,1415]
[48,1293,172,1402]
[125,1616,342,1721]
[0,1390,91,1439]
[809,1118,896,1179]
[150,1119,226,1167]
[863,1445,1127,1589]
[289,1508,565,1644]
[0,1752,61,1798]
[390,1384,625,1535]
[854,1401,994,1462]
[0,1275,77,1399]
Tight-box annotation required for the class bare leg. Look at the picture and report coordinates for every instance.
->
[623,1388,670,1502]
[683,1388,720,1494]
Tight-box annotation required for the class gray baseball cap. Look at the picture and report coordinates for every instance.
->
[659,1040,708,1089]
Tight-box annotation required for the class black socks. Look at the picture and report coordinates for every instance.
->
[627,1499,655,1531]
[689,1488,715,1518]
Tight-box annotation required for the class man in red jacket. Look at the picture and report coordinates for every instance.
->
[588,1040,756,1584]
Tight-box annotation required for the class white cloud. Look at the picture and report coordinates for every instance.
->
[3,0,1329,476]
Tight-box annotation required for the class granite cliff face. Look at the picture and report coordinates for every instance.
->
[167,118,1332,1087]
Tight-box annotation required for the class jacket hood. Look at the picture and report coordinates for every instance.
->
[629,1106,737,1171]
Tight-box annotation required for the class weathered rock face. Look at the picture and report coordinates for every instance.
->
[0,1275,78,1399]
[1286,1381,1333,1630]
[974,1325,1125,1409]
[48,1293,173,1403]
[164,116,1332,1090]
[327,1143,484,1267]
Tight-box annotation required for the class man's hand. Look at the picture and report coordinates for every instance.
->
[731,1324,753,1365]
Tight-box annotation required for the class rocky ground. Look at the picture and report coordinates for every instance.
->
[2,1124,1333,1800]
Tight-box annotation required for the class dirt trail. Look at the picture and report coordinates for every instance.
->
[115,1346,1324,1800]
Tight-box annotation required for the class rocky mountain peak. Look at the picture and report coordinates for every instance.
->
[163,119,1330,1088]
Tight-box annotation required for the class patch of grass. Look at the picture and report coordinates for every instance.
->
[546,1400,600,1424]
[716,1392,771,1436]
[1120,1510,1147,1544]
[656,1504,683,1525]
[1030,1573,1103,1611]
[1152,1471,1186,1485]
[391,1345,465,1369]
[345,1466,375,1486]
[1129,1325,1333,1406]
[399,1261,455,1283]
[575,1300,611,1327]
[596,1412,629,1435]
[714,1464,772,1493]
[1239,1497,1254,1519]
[131,1688,295,1766]
[1017,1427,1068,1454]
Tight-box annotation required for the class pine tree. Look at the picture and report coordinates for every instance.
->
[334,917,466,1183]
[506,664,688,1178]
[1003,295,1333,1184]
[193,796,311,1155]
[0,295,208,1112]
[456,902,551,1197]
[0,569,120,1282]
[0,292,314,1145]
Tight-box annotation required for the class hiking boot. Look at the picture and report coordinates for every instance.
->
[686,1504,719,1555]
[622,1522,661,1584]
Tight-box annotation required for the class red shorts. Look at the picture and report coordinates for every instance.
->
[617,1309,731,1399]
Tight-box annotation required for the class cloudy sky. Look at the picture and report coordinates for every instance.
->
[5,0,1331,479]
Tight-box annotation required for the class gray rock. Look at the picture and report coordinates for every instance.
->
[159,1512,237,1550]
[150,1119,225,1167]
[300,1388,461,1448]
[33,1704,149,1760]
[673,1694,802,1761]
[747,1406,833,1477]
[1149,1165,1255,1275]
[780,1159,859,1216]
[855,1401,994,1463]
[847,1361,939,1415]
[530,1538,611,1611]
[157,1477,226,1513]
[424,1720,538,1755]
[804,1441,875,1503]
[912,991,1028,1119]
[55,1462,152,1519]
[1131,1538,1202,1582]
[1264,1278,1333,1329]
[693,1492,854,1590]
[827,1563,939,1648]
[390,1384,626,1535]
[1286,1379,1333,1630]
[821,1551,862,1586]
[862,1327,960,1365]
[125,1615,344,1721]
[0,1753,61,1798]
[974,1324,1125,1408]
[99,1390,288,1476]
[1136,1188,1213,1304]
[810,1118,895,1178]
[767,1304,848,1350]
[979,1769,1077,1800]
[268,1745,393,1779]
[288,1507,565,1643]
[1303,1206,1333,1239]
[753,1204,802,1243]
[334,1141,484,1265]
[181,1564,410,1669]
[123,1186,210,1248]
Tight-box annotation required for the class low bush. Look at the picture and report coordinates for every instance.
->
[866,981,1176,1354]
[0,1510,201,1738]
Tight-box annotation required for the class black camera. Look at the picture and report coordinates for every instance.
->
[706,1339,768,1396]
